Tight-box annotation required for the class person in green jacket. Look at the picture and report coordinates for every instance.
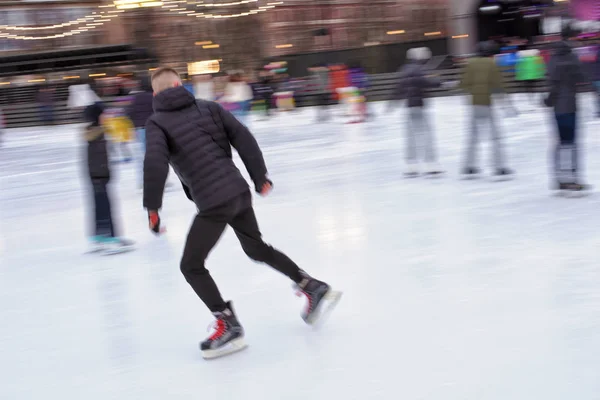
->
[516,49,546,104]
[460,41,513,179]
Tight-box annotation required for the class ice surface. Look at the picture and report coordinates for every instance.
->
[1,96,600,400]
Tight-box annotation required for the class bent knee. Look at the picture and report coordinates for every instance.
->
[180,257,208,275]
[242,243,271,262]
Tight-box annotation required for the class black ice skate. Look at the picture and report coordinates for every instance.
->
[295,272,342,326]
[461,167,481,179]
[424,162,445,177]
[493,168,514,182]
[200,302,247,359]
[556,182,592,198]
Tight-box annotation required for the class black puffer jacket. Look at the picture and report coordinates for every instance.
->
[546,41,587,114]
[395,62,441,108]
[83,102,110,182]
[143,86,268,211]
[86,126,110,181]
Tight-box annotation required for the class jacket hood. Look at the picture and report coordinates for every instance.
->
[153,86,196,112]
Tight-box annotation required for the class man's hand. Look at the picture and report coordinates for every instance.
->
[148,210,163,235]
[259,181,273,197]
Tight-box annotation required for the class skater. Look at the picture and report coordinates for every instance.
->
[515,48,546,106]
[220,72,253,126]
[460,41,513,179]
[254,69,275,118]
[128,76,174,190]
[544,28,589,192]
[594,42,600,118]
[143,68,340,359]
[349,63,370,123]
[83,102,134,254]
[308,64,331,122]
[395,47,444,176]
[127,76,154,187]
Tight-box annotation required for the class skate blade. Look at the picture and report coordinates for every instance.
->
[306,290,342,327]
[102,246,135,256]
[84,247,105,255]
[424,171,445,179]
[555,190,592,199]
[460,174,481,181]
[491,175,514,183]
[404,173,420,179]
[201,338,248,360]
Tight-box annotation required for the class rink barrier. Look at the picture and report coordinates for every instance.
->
[1,68,596,128]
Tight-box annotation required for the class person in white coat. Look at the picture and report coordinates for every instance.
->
[68,83,101,110]
[220,72,253,125]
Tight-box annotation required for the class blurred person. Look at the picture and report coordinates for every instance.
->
[127,76,155,186]
[331,64,352,116]
[273,74,295,112]
[349,63,370,122]
[251,69,275,118]
[83,102,134,254]
[460,41,513,179]
[36,85,55,125]
[220,72,253,126]
[67,81,101,110]
[395,47,444,176]
[0,107,4,144]
[594,42,600,117]
[144,68,341,359]
[128,77,175,190]
[544,26,590,192]
[194,74,215,101]
[516,48,546,106]
[104,97,135,163]
[308,64,331,122]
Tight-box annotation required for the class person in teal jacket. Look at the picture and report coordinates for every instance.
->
[516,49,546,104]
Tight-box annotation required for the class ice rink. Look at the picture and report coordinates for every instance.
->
[1,96,600,400]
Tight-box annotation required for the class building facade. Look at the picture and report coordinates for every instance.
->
[1,0,449,71]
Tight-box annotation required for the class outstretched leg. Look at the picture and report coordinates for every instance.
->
[229,200,303,283]
[180,213,229,312]
[229,194,341,325]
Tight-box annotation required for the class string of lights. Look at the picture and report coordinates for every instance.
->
[195,0,256,8]
[163,2,282,19]
[0,16,118,40]
[0,0,283,40]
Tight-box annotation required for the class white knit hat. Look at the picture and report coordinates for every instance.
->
[407,47,432,61]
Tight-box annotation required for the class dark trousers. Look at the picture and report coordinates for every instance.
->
[92,180,116,237]
[553,113,578,184]
[595,81,600,115]
[180,191,303,312]
[316,92,330,121]
[39,105,54,125]
[263,93,273,116]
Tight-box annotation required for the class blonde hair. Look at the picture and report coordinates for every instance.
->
[151,67,182,94]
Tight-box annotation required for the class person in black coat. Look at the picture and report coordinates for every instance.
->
[143,68,339,359]
[84,102,133,252]
[395,47,444,176]
[544,27,589,192]
[127,76,156,187]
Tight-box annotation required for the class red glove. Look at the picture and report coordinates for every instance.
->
[148,210,162,235]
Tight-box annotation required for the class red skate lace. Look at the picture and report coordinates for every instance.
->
[296,289,314,315]
[208,319,227,341]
